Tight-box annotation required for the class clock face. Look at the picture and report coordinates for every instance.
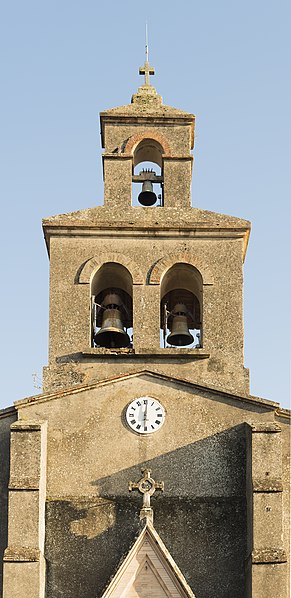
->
[125,397,165,434]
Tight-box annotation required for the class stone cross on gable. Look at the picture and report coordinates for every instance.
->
[139,61,155,86]
[129,468,164,523]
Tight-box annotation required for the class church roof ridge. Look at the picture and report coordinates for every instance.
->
[13,368,287,414]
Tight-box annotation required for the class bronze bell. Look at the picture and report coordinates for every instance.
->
[167,303,194,347]
[94,293,130,349]
[138,180,157,206]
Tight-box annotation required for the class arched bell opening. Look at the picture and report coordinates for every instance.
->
[91,263,133,349]
[160,264,203,348]
[132,139,164,207]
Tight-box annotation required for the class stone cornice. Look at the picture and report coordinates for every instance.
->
[43,221,250,262]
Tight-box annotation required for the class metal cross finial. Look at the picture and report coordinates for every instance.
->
[129,469,164,523]
[145,22,149,63]
[139,23,155,85]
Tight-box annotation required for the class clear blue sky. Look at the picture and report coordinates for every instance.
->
[0,0,290,409]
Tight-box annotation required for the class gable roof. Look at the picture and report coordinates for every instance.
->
[100,521,196,598]
[12,369,290,420]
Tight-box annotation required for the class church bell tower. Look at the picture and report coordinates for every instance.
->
[2,55,289,598]
[42,55,251,398]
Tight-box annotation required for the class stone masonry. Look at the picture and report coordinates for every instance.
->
[0,63,289,598]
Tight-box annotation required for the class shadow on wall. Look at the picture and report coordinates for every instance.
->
[45,425,251,598]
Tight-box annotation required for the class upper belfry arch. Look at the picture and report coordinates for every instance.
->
[124,131,172,165]
[148,251,214,286]
[79,254,143,285]
[100,62,195,209]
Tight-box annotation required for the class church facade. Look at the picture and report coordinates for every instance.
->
[0,60,290,598]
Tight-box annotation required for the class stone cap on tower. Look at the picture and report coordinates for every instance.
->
[100,57,195,149]
[100,95,195,149]
[99,53,196,210]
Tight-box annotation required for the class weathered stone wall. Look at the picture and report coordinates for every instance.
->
[102,123,192,156]
[14,374,290,598]
[3,79,287,598]
[45,232,248,396]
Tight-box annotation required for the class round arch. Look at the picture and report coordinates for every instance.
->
[124,130,172,160]
[148,251,214,285]
[78,253,144,285]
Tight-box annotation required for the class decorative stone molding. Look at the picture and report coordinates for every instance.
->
[78,254,144,285]
[252,478,283,492]
[148,251,214,285]
[252,548,287,564]
[123,130,172,156]
[250,422,281,433]
[4,547,41,563]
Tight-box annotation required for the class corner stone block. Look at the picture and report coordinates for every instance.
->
[251,422,282,491]
[250,422,287,598]
[253,492,284,547]
[3,420,47,598]
[252,563,288,598]
[7,491,40,548]
[9,422,43,489]
[3,557,46,598]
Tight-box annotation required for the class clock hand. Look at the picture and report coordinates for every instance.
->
[144,401,148,422]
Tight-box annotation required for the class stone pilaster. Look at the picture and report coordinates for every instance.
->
[103,154,132,208]
[3,420,47,598]
[250,422,287,598]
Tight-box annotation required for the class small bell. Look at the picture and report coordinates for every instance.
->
[167,303,194,347]
[94,293,130,348]
[138,180,157,206]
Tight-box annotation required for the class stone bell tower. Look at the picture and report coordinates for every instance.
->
[1,56,289,598]
[42,56,250,397]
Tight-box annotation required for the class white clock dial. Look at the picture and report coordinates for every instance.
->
[126,397,165,434]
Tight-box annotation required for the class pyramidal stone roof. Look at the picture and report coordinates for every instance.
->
[100,520,196,598]
[100,82,195,120]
